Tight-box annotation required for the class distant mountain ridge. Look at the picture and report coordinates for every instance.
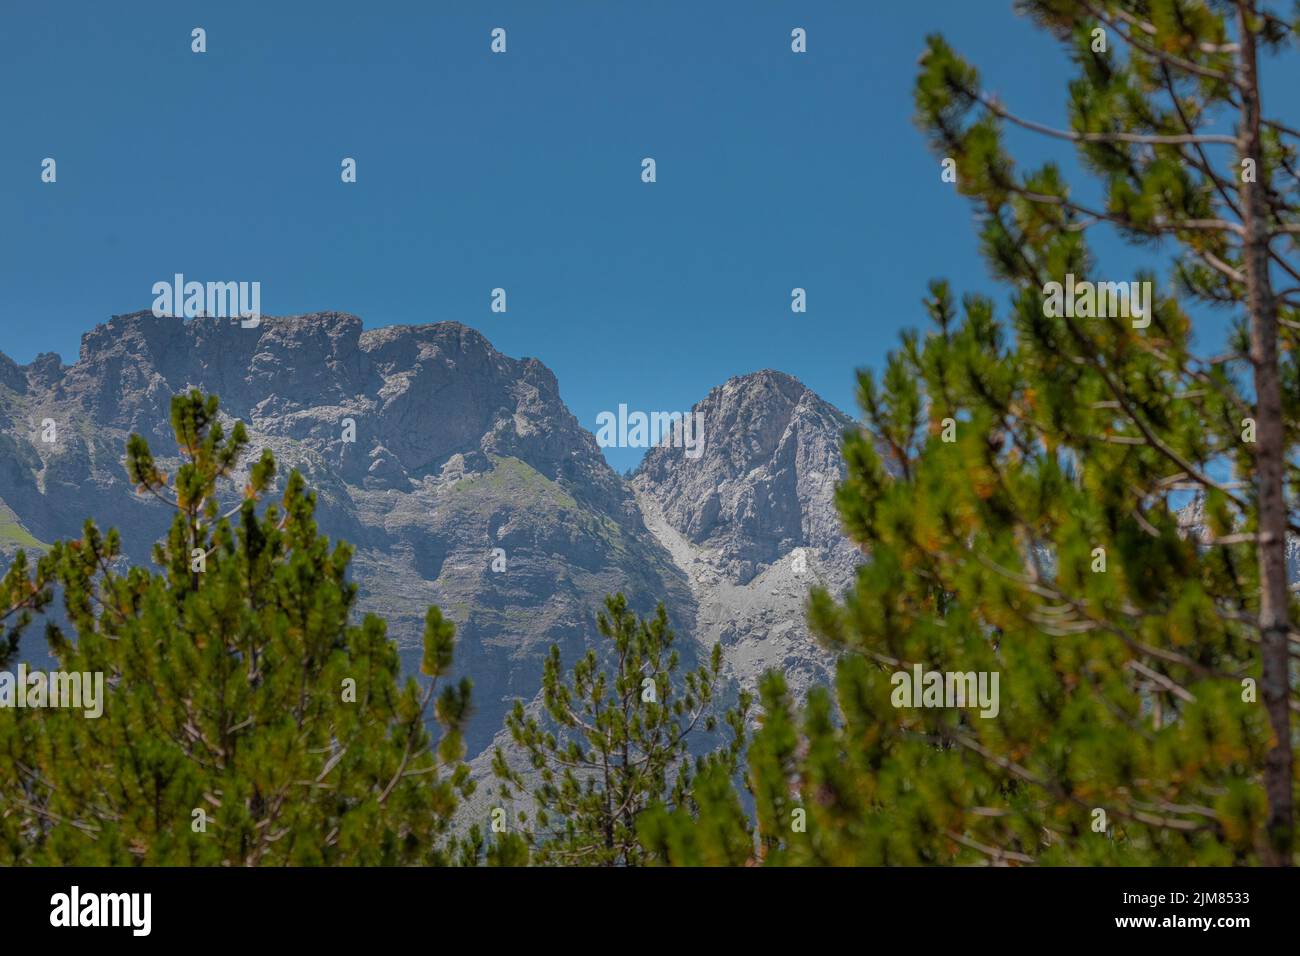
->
[0,311,857,755]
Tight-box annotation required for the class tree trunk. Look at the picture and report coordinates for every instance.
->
[1237,2,1293,866]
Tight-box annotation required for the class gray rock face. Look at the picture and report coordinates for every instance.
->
[0,313,860,756]
[631,370,860,700]
[633,370,858,585]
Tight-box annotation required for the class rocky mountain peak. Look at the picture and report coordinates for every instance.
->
[633,369,858,584]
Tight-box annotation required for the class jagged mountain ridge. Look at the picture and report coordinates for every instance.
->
[0,311,852,756]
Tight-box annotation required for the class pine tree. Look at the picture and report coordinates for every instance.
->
[655,0,1299,867]
[491,593,748,865]
[893,0,1296,864]
[0,550,48,670]
[0,391,472,865]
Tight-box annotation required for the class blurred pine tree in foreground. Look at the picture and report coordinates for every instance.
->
[648,0,1300,866]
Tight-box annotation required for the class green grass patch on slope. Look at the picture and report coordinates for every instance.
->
[0,502,47,553]
[447,455,580,512]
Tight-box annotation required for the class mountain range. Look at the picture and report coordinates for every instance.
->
[0,311,859,758]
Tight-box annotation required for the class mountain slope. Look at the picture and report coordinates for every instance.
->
[0,311,696,756]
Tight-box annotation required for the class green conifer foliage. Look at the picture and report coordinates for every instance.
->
[0,391,472,864]
[493,594,749,865]
[0,551,48,670]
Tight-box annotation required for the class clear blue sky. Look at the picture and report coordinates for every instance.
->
[1,1,1279,471]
